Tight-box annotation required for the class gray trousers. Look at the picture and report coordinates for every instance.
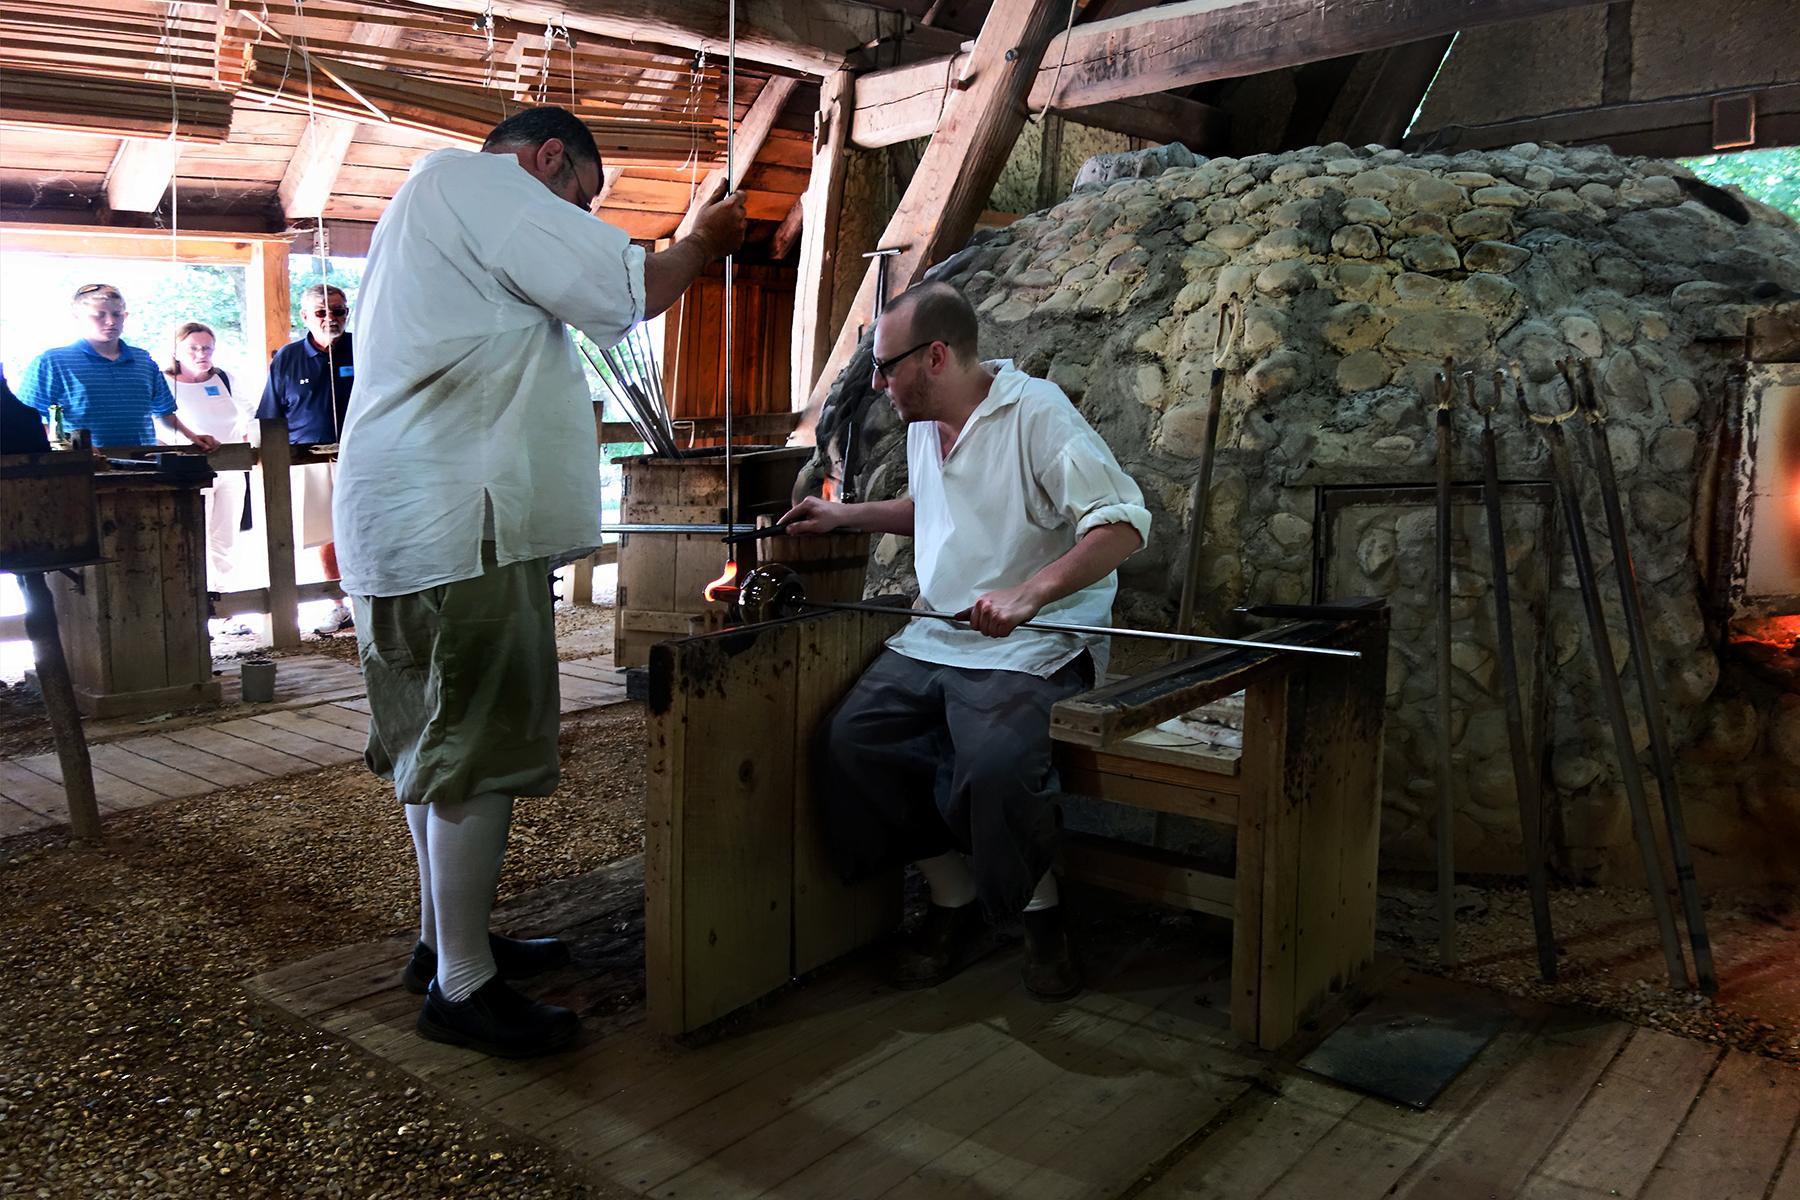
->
[818,649,1093,916]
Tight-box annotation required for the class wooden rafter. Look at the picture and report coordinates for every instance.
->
[674,75,799,240]
[403,0,918,76]
[807,0,1064,417]
[104,137,180,212]
[852,0,1612,128]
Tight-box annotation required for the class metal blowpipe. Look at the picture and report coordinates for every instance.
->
[736,566,1361,660]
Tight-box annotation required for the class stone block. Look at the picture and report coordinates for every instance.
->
[1464,241,1531,274]
[1451,207,1515,241]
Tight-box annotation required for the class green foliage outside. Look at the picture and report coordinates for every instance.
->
[1683,145,1800,220]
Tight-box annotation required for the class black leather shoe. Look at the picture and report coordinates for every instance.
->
[416,977,578,1059]
[401,933,572,995]
[1020,906,1081,1001]
[889,903,986,989]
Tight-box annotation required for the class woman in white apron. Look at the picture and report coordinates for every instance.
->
[163,322,251,585]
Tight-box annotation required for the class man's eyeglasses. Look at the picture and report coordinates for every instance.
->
[310,306,350,319]
[871,340,935,377]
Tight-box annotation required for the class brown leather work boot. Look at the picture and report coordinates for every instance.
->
[1020,906,1082,1001]
[889,902,985,989]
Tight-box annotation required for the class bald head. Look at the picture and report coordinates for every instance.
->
[881,282,979,366]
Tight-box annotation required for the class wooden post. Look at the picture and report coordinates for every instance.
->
[259,419,301,650]
[805,0,1064,418]
[20,571,101,841]
[791,68,852,416]
[247,240,292,367]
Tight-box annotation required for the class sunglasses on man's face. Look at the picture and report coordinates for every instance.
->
[310,306,350,319]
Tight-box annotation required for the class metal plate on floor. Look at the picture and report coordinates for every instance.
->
[1298,972,1511,1109]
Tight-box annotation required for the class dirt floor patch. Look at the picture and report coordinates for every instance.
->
[0,705,643,1198]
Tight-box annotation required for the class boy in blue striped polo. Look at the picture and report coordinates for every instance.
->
[18,283,220,452]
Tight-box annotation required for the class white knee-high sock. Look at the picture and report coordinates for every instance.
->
[1023,870,1059,913]
[406,803,434,950]
[916,851,978,909]
[426,792,514,1002]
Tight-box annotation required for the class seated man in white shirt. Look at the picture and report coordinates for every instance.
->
[334,107,744,1059]
[782,282,1151,1000]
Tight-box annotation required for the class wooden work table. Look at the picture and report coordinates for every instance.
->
[644,602,1389,1049]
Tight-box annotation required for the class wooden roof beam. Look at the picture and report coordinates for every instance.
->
[278,116,359,220]
[674,75,800,239]
[403,0,923,77]
[805,0,1065,417]
[104,137,180,213]
[855,0,1610,135]
[1026,0,1610,111]
[852,51,1227,148]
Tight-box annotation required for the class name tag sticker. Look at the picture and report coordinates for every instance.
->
[203,385,222,395]
[338,365,355,378]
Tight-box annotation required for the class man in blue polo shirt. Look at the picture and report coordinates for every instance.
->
[259,283,356,634]
[19,283,220,452]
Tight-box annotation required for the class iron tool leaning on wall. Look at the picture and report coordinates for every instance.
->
[781,282,1152,1001]
[333,107,745,1060]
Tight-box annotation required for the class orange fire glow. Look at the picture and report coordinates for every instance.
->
[703,559,739,603]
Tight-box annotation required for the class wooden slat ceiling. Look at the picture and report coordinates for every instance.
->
[0,0,814,247]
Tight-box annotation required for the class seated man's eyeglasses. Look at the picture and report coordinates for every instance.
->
[872,341,935,377]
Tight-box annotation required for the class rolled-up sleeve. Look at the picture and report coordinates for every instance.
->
[492,205,646,350]
[1047,435,1152,548]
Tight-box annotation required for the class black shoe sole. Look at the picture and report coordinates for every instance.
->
[415,1012,578,1060]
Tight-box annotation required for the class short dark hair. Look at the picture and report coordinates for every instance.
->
[884,282,979,365]
[482,106,602,175]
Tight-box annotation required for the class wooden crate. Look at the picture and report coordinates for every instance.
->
[615,447,869,666]
[46,470,221,718]
[0,451,99,571]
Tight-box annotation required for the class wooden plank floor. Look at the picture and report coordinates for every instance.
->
[0,654,628,838]
[246,863,1800,1200]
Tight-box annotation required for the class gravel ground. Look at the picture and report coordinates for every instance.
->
[1382,878,1800,1061]
[0,706,644,1199]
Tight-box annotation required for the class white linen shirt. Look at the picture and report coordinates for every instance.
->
[333,148,645,597]
[887,360,1151,678]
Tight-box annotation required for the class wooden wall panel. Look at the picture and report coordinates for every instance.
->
[661,261,796,428]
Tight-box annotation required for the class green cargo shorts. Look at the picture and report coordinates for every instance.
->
[350,550,559,807]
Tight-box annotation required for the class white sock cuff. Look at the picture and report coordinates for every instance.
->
[916,851,978,909]
[1023,870,1059,913]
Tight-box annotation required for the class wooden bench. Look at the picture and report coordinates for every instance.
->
[644,602,1388,1050]
[1051,605,1389,1050]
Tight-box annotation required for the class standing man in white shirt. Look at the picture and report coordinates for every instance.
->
[781,282,1150,1001]
[334,107,744,1059]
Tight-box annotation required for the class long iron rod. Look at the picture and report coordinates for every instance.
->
[1434,367,1457,968]
[1517,367,1689,989]
[1570,360,1717,992]
[1476,372,1556,982]
[722,0,736,537]
[797,598,1362,660]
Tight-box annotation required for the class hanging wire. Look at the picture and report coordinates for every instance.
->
[161,2,182,264]
[722,0,736,534]
[1034,0,1081,125]
[291,0,339,440]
